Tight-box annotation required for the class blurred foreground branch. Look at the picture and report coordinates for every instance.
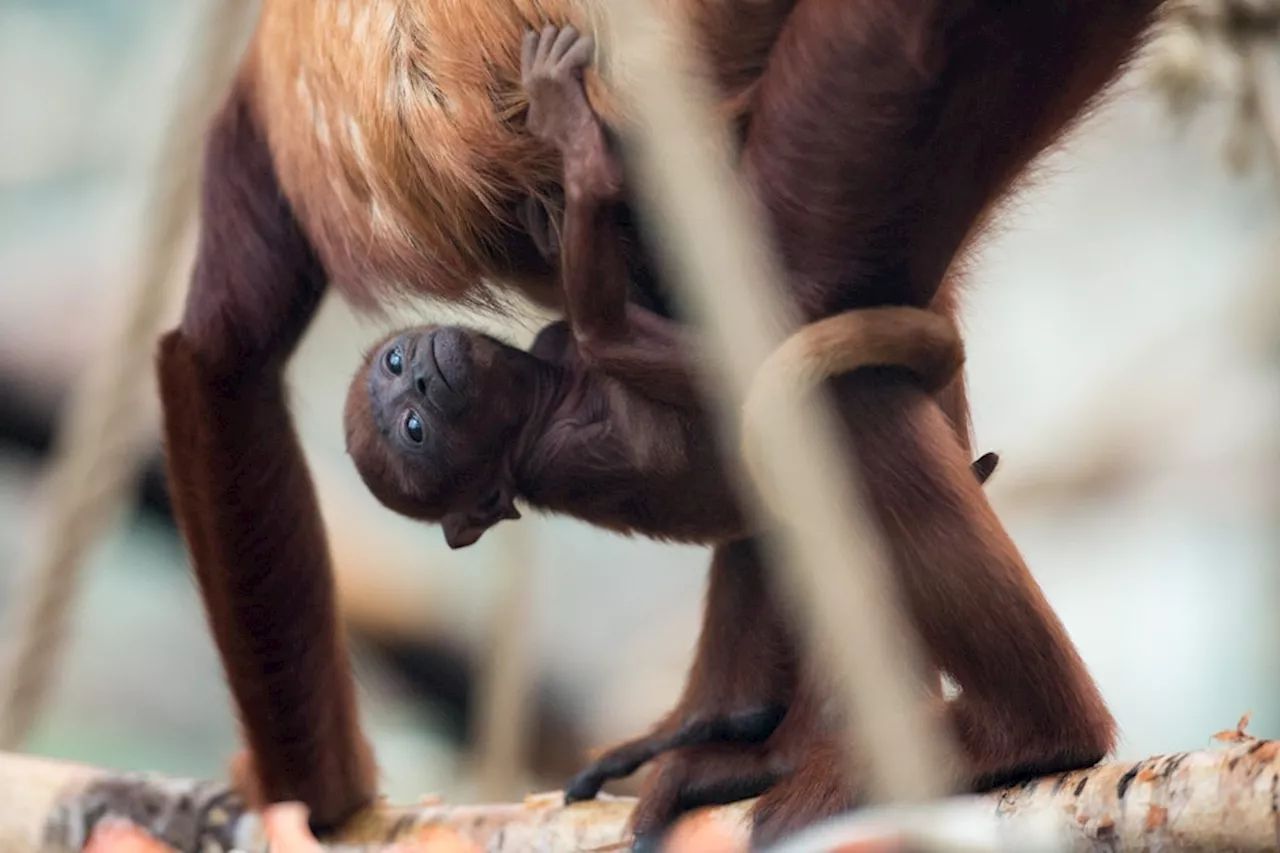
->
[5,720,1278,853]
[0,0,259,748]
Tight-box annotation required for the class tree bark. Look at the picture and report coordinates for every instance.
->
[8,720,1280,853]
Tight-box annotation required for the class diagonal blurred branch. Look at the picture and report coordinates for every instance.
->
[0,0,259,749]
[599,0,958,806]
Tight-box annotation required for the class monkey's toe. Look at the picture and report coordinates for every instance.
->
[563,767,606,804]
[563,736,661,803]
[564,705,785,805]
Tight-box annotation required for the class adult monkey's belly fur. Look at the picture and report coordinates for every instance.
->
[248,0,792,315]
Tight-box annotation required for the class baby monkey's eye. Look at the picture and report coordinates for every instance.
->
[404,410,424,444]
[385,347,404,375]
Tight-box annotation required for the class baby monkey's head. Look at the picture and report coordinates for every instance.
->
[344,324,542,549]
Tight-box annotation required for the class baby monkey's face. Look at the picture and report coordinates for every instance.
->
[368,325,479,448]
[345,325,538,543]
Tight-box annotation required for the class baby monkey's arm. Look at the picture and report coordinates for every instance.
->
[522,25,704,408]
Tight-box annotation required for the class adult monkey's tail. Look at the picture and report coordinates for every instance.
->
[739,306,968,503]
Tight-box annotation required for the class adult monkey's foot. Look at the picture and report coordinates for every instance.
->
[564,705,785,803]
[747,738,861,849]
[627,744,783,853]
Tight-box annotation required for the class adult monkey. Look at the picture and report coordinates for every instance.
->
[155,0,1166,848]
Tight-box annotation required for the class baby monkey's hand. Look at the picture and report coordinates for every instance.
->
[522,25,622,200]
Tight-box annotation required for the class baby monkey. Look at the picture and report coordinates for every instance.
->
[343,316,999,551]
[345,24,996,551]
[344,318,742,549]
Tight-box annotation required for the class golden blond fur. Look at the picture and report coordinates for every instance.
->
[247,0,792,312]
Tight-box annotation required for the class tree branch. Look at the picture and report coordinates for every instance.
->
[8,721,1279,853]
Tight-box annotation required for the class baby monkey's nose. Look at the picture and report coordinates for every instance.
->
[429,327,471,395]
[408,330,439,397]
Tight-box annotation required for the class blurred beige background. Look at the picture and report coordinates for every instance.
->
[1,0,1277,804]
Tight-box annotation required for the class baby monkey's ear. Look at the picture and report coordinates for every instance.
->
[440,483,522,549]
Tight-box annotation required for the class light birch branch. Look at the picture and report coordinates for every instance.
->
[7,722,1279,853]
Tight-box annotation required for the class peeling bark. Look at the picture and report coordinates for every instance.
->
[5,723,1279,852]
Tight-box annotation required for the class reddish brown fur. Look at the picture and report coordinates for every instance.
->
[341,309,974,549]
[155,78,374,829]
[483,26,1142,847]
[340,315,996,815]
[343,40,998,824]
[346,322,743,544]
[344,31,977,552]
[158,0,1166,843]
[702,2,1163,844]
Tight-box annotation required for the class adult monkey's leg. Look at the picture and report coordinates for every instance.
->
[729,0,1161,845]
[565,538,794,809]
[156,79,375,830]
[743,0,1165,316]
